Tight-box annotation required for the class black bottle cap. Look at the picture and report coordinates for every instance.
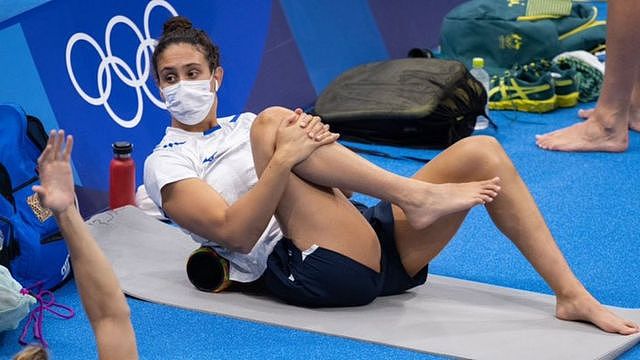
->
[112,141,133,155]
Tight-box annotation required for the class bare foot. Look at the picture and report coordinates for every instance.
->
[580,107,640,132]
[556,293,639,335]
[400,177,501,229]
[629,106,640,132]
[578,108,594,119]
[536,110,629,152]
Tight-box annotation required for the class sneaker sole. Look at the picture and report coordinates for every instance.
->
[490,96,558,113]
[554,51,604,74]
[556,92,579,108]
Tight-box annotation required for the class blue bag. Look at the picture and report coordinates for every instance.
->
[0,103,71,290]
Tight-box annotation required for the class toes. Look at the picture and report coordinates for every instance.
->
[479,194,494,204]
[480,188,499,198]
[472,196,486,205]
[578,108,594,119]
[625,320,640,332]
[481,177,501,186]
[620,325,638,335]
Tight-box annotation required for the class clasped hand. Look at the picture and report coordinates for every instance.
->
[275,108,339,166]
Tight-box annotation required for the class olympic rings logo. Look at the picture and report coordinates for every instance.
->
[65,0,177,128]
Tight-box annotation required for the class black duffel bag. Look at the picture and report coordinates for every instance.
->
[314,58,490,149]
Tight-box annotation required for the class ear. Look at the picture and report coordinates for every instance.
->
[213,66,224,92]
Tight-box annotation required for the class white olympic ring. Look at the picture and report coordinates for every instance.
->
[65,0,178,128]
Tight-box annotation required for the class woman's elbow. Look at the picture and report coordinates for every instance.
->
[224,233,254,254]
[234,244,253,255]
[188,214,256,254]
[212,228,254,254]
[221,237,252,254]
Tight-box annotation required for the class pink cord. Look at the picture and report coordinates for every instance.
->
[19,281,75,348]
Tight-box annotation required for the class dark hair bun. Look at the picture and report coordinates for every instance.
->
[163,16,193,36]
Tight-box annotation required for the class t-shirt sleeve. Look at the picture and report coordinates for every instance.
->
[143,150,198,207]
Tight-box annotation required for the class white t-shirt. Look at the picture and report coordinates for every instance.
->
[144,112,282,282]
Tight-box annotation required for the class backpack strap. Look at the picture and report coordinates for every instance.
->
[26,115,49,152]
[0,163,15,209]
[0,167,18,268]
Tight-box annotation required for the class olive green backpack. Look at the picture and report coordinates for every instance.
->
[441,0,606,75]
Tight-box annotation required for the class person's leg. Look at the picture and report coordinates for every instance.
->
[536,0,639,152]
[389,136,638,334]
[628,87,640,131]
[252,108,636,333]
[580,85,640,131]
[252,107,501,231]
[251,111,381,271]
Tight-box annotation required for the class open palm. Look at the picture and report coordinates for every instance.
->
[33,130,76,214]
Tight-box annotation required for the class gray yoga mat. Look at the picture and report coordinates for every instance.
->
[87,206,640,360]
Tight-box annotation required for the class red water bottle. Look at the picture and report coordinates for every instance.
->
[109,141,136,210]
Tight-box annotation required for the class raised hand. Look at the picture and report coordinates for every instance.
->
[32,130,76,215]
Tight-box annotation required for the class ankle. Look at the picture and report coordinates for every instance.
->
[398,180,427,208]
[555,285,591,304]
[589,108,629,131]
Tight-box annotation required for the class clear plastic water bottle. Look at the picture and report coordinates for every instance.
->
[470,57,490,130]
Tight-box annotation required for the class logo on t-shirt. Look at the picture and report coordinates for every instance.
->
[203,153,217,163]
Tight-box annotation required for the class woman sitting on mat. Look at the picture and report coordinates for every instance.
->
[144,15,637,335]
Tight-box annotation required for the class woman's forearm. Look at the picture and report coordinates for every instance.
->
[54,207,130,322]
[169,153,294,253]
[208,154,292,253]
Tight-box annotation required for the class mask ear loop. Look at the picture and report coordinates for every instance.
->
[214,79,219,92]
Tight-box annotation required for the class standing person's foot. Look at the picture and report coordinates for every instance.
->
[536,109,629,152]
[578,108,595,119]
[579,107,640,132]
[628,106,640,132]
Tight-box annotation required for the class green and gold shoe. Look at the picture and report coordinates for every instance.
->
[553,50,604,103]
[488,70,557,113]
[518,59,580,108]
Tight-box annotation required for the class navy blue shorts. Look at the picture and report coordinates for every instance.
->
[262,200,429,307]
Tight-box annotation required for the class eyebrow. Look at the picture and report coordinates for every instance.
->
[159,63,203,74]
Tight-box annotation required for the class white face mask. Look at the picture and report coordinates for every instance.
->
[161,77,218,126]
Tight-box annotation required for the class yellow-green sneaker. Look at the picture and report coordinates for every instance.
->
[517,59,580,108]
[549,60,580,108]
[488,70,557,113]
[553,50,604,102]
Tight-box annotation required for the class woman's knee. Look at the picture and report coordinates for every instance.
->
[250,106,295,146]
[252,106,293,131]
[453,136,511,174]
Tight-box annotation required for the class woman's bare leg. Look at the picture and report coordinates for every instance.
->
[254,107,501,230]
[252,107,636,333]
[536,0,639,152]
[391,136,638,334]
[251,112,382,271]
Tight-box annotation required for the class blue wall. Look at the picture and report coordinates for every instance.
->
[0,0,464,213]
